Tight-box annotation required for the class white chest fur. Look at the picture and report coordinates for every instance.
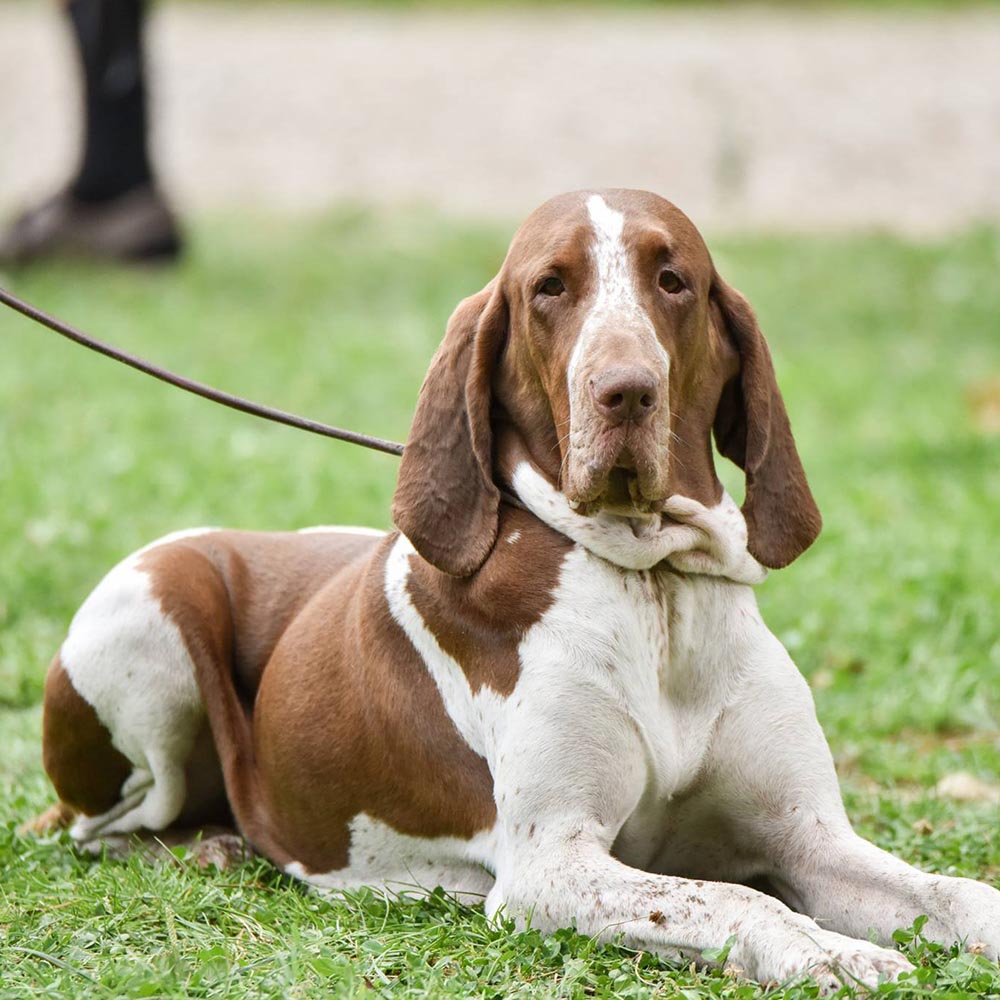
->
[509,549,760,821]
[389,530,768,867]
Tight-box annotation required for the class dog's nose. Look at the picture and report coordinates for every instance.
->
[589,366,660,425]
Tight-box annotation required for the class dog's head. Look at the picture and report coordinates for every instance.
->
[393,189,820,576]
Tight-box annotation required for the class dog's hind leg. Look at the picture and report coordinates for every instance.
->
[69,753,187,840]
[42,544,211,845]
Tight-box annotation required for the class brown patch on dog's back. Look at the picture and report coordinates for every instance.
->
[138,529,380,704]
[42,654,132,816]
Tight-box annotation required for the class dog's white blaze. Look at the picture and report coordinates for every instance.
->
[586,193,630,306]
[583,193,666,338]
[384,534,504,762]
[566,195,671,470]
[568,195,645,407]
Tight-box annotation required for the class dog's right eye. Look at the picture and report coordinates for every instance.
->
[658,268,685,294]
[538,276,565,298]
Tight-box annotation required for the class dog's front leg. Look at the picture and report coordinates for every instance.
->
[697,615,1000,960]
[486,667,912,995]
[489,824,913,994]
[772,828,1000,959]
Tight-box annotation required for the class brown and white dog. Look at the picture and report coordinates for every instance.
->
[37,190,999,993]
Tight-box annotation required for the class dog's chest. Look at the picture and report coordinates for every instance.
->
[391,537,751,840]
[510,548,745,799]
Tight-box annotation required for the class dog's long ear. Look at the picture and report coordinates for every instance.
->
[711,274,821,569]
[392,283,508,577]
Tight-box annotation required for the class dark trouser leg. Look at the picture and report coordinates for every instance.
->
[0,0,181,262]
[68,0,153,203]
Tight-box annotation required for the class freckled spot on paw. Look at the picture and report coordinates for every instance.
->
[649,910,665,925]
[528,823,536,839]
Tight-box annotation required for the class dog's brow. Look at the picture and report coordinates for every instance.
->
[529,226,591,270]
[633,226,675,259]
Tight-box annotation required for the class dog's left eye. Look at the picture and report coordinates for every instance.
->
[538,276,565,297]
[658,269,685,294]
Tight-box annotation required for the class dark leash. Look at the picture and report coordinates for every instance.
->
[0,284,526,510]
[0,285,404,456]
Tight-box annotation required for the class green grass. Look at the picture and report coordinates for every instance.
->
[1,209,998,998]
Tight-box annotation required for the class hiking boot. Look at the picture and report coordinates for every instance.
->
[0,185,183,265]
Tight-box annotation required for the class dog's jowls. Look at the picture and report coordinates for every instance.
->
[36,190,999,994]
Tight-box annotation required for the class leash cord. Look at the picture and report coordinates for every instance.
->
[0,284,405,455]
[0,284,528,512]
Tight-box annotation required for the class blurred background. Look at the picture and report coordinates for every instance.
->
[3,1,1000,231]
[1,2,999,995]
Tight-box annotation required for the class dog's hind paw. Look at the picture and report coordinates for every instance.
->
[17,801,76,836]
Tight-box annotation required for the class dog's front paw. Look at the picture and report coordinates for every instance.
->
[921,875,1000,960]
[746,922,913,997]
[802,935,915,996]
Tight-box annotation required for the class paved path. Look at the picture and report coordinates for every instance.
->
[2,3,999,231]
